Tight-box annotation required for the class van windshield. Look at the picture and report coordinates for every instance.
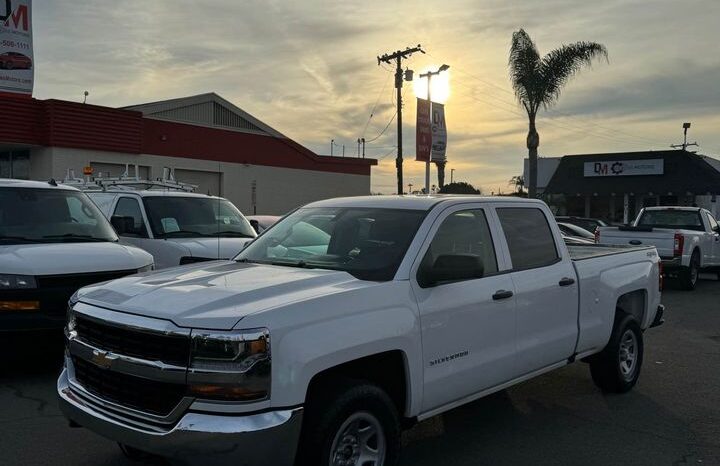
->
[235,207,426,281]
[0,188,118,244]
[143,196,256,239]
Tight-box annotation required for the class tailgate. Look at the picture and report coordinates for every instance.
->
[597,227,675,257]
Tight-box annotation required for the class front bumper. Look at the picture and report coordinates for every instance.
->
[57,369,303,466]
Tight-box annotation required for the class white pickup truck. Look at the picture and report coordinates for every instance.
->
[58,196,665,466]
[597,206,720,290]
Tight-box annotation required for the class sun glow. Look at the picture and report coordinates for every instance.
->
[412,66,451,103]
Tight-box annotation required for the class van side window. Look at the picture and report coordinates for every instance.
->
[497,207,559,270]
[113,197,148,238]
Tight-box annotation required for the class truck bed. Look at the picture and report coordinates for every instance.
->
[568,243,655,261]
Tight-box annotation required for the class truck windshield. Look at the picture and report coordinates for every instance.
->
[143,197,256,239]
[637,210,704,231]
[0,188,118,244]
[235,207,426,281]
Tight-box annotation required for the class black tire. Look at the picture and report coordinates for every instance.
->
[297,379,401,466]
[679,250,700,290]
[590,312,644,393]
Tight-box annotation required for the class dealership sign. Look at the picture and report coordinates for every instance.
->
[584,159,664,177]
[0,0,33,95]
[416,98,431,162]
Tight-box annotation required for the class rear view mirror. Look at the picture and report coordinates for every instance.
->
[418,254,484,288]
[110,216,134,235]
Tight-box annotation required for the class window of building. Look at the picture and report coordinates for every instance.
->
[497,207,559,270]
[0,150,30,179]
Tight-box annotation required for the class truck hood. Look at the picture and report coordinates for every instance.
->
[76,261,369,330]
[168,237,253,260]
[0,243,153,276]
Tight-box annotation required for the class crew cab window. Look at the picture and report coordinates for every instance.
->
[113,197,148,238]
[421,209,498,277]
[497,207,559,270]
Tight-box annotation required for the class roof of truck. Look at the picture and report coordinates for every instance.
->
[0,178,79,191]
[85,189,225,200]
[305,195,542,210]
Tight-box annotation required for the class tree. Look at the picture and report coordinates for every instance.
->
[439,182,482,195]
[509,175,525,194]
[509,29,607,198]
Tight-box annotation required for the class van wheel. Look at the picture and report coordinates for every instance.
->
[679,250,700,290]
[297,379,401,466]
[590,312,643,393]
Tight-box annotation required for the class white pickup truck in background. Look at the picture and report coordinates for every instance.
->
[597,206,720,290]
[58,196,664,466]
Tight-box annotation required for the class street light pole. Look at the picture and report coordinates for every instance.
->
[450,168,455,184]
[418,64,450,194]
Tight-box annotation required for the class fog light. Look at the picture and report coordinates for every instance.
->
[0,301,40,311]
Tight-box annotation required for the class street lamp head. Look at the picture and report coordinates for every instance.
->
[683,122,691,129]
[439,64,450,72]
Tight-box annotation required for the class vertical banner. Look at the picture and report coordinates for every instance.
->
[0,0,33,95]
[415,97,431,162]
[431,103,447,162]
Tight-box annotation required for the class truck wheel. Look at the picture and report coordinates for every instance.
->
[590,312,643,393]
[297,379,401,466]
[679,251,700,290]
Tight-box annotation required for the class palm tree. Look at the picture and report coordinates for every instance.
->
[509,175,525,194]
[509,29,607,198]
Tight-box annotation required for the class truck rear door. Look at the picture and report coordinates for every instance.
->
[494,205,579,375]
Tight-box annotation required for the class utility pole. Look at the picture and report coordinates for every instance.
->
[330,139,334,156]
[378,45,424,194]
[419,64,450,194]
[670,122,698,152]
[361,138,365,158]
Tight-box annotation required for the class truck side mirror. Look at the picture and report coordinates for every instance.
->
[418,254,485,288]
[110,216,133,235]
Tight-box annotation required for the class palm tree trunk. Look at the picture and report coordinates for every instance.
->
[526,113,540,198]
[436,161,446,189]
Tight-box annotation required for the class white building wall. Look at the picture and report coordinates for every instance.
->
[37,147,370,215]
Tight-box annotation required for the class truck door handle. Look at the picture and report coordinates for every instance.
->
[629,240,642,245]
[559,277,576,287]
[492,290,514,300]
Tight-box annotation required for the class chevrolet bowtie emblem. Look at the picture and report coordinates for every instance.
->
[91,349,117,369]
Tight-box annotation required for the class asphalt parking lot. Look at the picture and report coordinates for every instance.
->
[1,277,719,466]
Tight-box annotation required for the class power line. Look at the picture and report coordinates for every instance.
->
[365,112,397,143]
[361,70,393,138]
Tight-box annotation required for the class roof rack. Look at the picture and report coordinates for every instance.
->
[63,165,197,193]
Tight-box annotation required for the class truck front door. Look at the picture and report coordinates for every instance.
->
[494,205,579,375]
[411,205,517,413]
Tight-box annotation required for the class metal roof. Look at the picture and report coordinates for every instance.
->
[121,92,285,138]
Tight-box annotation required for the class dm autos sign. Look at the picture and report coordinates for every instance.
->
[0,0,33,95]
[584,159,664,177]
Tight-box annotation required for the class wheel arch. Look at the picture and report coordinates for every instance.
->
[616,289,647,325]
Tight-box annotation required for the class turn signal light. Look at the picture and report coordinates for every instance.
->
[0,301,40,311]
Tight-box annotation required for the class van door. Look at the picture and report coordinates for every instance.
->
[494,205,579,375]
[411,205,517,412]
[110,196,165,266]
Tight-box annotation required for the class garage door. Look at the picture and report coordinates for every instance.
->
[174,169,222,196]
[91,162,149,180]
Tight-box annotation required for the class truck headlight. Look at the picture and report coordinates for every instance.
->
[0,274,37,289]
[188,328,270,402]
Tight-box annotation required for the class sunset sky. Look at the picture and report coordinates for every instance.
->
[32,0,720,194]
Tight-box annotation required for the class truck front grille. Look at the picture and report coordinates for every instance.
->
[72,357,186,416]
[75,315,190,367]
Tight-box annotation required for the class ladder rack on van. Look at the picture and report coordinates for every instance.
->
[63,165,197,192]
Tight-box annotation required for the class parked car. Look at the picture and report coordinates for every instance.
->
[556,216,607,233]
[58,196,664,466]
[558,221,595,239]
[85,189,256,269]
[597,206,720,289]
[0,51,33,70]
[0,179,153,331]
[246,215,281,233]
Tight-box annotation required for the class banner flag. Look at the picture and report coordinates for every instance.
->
[0,0,33,95]
[415,97,431,162]
[431,103,447,162]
